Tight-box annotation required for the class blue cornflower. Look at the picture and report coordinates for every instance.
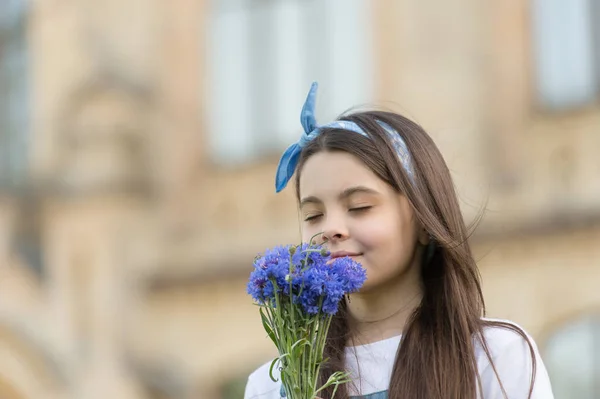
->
[247,244,366,315]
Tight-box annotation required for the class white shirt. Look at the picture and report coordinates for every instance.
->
[244,319,554,399]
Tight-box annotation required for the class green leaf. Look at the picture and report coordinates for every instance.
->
[260,308,278,347]
[290,338,311,358]
[315,371,352,395]
[268,357,280,382]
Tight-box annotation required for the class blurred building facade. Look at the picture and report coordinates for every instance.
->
[0,0,598,398]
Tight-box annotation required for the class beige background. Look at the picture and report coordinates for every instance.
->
[0,0,598,398]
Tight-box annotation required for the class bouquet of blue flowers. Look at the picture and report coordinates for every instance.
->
[247,240,367,399]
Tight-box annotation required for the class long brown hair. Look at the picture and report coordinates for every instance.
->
[294,111,537,399]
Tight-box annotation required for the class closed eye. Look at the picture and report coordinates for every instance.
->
[349,206,372,213]
[304,214,323,222]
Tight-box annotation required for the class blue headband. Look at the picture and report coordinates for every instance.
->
[275,82,415,193]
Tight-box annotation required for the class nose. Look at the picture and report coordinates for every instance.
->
[320,213,349,245]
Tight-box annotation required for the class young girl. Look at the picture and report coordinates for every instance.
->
[244,83,554,399]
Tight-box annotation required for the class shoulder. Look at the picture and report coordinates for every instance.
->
[244,359,282,399]
[477,318,533,355]
[475,318,554,399]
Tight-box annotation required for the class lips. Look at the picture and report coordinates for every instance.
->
[329,251,362,260]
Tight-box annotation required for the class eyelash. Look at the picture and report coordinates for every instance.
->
[350,206,372,213]
[304,214,322,222]
[303,206,372,222]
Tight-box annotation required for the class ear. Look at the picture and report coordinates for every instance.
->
[417,227,430,246]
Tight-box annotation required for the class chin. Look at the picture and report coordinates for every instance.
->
[356,275,377,292]
[352,283,375,296]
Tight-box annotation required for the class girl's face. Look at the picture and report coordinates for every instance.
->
[299,151,424,292]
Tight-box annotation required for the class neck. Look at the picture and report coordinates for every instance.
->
[346,256,423,346]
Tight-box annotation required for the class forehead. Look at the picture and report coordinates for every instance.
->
[299,151,387,198]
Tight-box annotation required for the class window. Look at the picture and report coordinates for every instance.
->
[543,314,600,398]
[0,0,29,184]
[531,0,600,110]
[206,0,373,165]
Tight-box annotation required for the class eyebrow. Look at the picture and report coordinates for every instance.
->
[300,186,381,207]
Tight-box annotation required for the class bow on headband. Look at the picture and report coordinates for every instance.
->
[274,82,414,193]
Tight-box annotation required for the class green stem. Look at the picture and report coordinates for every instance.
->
[264,306,280,351]
[309,297,325,395]
[307,318,316,398]
[308,231,323,246]
[314,315,332,394]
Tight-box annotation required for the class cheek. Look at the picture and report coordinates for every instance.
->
[354,212,402,250]
[357,215,418,269]
[301,224,322,244]
[353,221,390,251]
